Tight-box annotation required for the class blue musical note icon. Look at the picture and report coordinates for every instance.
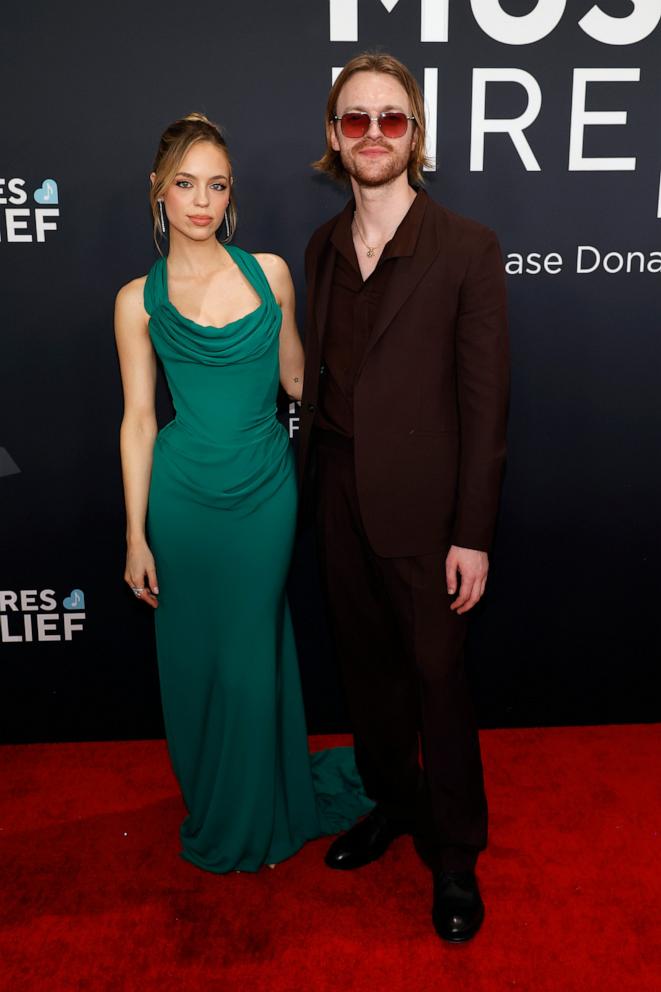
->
[63,589,85,610]
[34,179,59,205]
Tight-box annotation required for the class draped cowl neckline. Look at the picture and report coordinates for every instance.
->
[144,245,282,366]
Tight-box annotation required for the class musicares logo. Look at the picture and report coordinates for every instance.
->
[0,177,59,243]
[0,588,86,643]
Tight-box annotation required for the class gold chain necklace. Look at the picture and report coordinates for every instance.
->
[352,213,398,259]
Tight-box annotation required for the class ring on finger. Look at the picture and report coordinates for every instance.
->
[131,586,145,598]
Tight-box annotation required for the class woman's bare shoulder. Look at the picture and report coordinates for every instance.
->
[116,275,147,303]
[252,253,293,299]
[115,275,149,317]
[253,252,290,277]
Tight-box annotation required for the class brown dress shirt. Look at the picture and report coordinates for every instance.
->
[316,191,427,437]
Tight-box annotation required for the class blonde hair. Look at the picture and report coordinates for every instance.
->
[313,52,431,186]
[150,112,237,253]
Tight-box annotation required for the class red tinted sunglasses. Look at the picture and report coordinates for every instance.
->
[332,111,415,139]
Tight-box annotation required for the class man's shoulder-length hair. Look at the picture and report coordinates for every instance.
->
[312,51,431,186]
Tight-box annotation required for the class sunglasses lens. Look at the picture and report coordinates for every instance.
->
[340,112,370,138]
[379,112,409,138]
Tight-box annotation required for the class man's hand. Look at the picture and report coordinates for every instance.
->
[445,545,489,615]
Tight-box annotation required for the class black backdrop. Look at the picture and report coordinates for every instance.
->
[1,1,660,743]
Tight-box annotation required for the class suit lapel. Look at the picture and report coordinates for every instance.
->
[356,201,443,378]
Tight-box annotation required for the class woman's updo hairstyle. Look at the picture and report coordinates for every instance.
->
[150,112,236,253]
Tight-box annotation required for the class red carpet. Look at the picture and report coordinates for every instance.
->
[1,726,659,992]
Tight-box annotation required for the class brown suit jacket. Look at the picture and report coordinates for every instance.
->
[298,190,509,558]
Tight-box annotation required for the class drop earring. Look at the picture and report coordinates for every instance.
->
[223,211,231,241]
[158,199,167,236]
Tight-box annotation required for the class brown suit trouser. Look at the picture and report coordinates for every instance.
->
[315,434,487,872]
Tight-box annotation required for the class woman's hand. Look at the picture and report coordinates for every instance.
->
[125,540,160,608]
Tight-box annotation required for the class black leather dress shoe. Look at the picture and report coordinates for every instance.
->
[431,870,485,942]
[324,807,411,870]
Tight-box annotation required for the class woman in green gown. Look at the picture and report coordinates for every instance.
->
[115,114,370,873]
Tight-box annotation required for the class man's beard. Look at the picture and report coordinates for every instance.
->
[341,139,411,188]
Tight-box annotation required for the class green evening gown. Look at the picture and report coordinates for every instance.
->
[143,245,371,873]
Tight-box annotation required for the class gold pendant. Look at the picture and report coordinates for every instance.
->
[367,247,375,257]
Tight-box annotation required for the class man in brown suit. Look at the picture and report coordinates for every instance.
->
[298,53,509,942]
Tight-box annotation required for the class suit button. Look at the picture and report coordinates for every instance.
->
[307,403,316,413]
[320,364,326,375]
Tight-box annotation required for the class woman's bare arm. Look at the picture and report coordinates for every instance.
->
[256,253,304,401]
[114,277,160,608]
